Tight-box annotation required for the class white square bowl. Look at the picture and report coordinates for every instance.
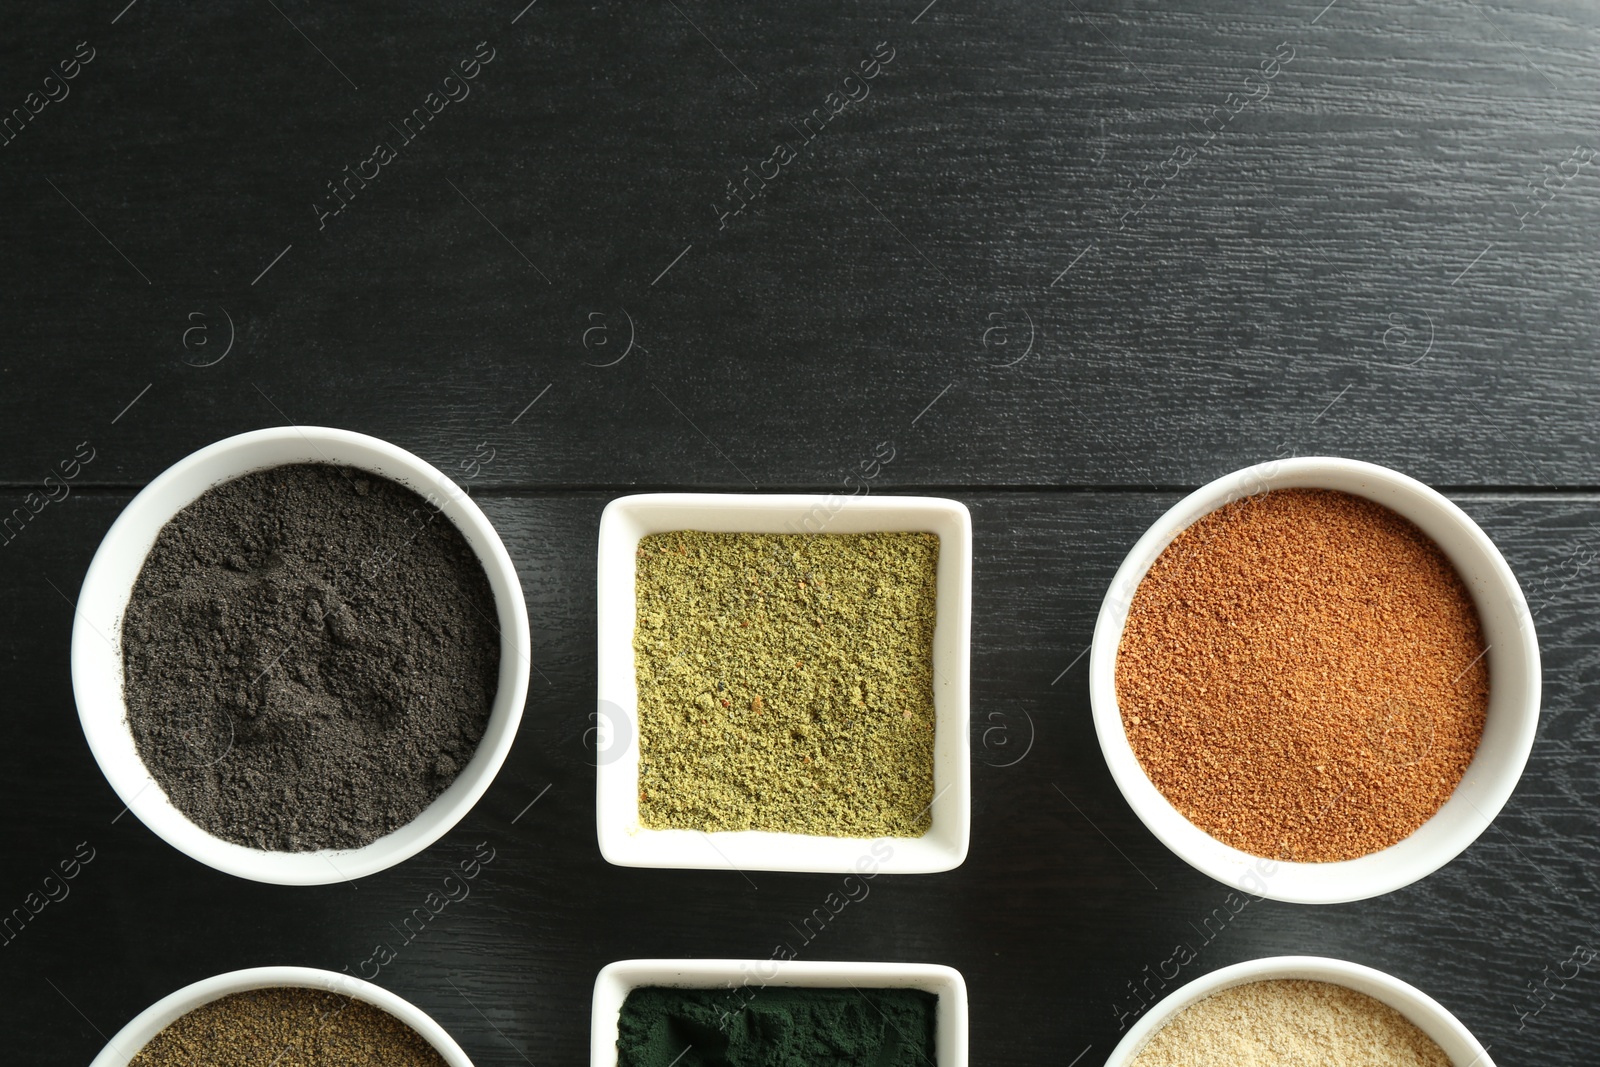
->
[595,493,971,873]
[590,958,968,1067]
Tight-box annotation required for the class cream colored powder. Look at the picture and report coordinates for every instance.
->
[1128,979,1453,1067]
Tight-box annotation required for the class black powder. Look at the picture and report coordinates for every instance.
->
[120,463,501,852]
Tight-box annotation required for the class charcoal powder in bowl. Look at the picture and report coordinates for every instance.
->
[120,462,501,851]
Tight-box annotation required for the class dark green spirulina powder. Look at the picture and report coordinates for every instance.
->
[634,531,939,837]
[121,463,500,851]
[617,986,938,1067]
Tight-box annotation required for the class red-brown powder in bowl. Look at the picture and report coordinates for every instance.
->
[1115,487,1489,862]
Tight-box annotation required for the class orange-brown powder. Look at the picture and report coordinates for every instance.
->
[1115,488,1489,862]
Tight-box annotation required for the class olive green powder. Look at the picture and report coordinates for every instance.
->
[128,987,447,1066]
[617,985,938,1067]
[634,530,939,837]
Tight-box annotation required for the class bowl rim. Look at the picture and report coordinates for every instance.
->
[88,965,475,1067]
[1101,954,1494,1067]
[594,492,972,873]
[1089,456,1541,903]
[71,426,531,885]
[589,957,968,1067]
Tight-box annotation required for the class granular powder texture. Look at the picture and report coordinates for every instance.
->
[634,531,938,837]
[122,463,500,851]
[617,985,938,1067]
[1116,488,1488,862]
[129,986,448,1066]
[1127,978,1452,1067]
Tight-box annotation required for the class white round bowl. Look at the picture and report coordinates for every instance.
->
[1090,457,1540,904]
[1103,955,1493,1067]
[72,427,530,885]
[89,965,474,1066]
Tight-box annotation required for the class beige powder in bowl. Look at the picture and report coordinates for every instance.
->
[1128,978,1452,1067]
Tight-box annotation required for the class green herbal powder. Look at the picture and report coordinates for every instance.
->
[634,530,939,837]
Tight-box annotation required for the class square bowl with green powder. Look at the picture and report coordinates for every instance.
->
[596,493,972,873]
[590,958,969,1067]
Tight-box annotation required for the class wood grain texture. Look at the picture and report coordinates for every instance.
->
[2,2,1598,489]
[1,490,1594,1065]
[2,1,1598,1064]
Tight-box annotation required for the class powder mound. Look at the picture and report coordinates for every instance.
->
[617,986,938,1067]
[1127,979,1452,1067]
[129,987,448,1066]
[1115,488,1489,863]
[121,463,500,852]
[633,530,939,838]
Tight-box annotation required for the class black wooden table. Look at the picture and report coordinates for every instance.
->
[3,2,1597,1064]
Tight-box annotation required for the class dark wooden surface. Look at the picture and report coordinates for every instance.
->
[3,2,1597,1064]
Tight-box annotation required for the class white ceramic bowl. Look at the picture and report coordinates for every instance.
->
[89,965,474,1066]
[591,958,967,1067]
[1090,457,1540,904]
[1103,955,1493,1067]
[595,493,972,873]
[72,427,531,885]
